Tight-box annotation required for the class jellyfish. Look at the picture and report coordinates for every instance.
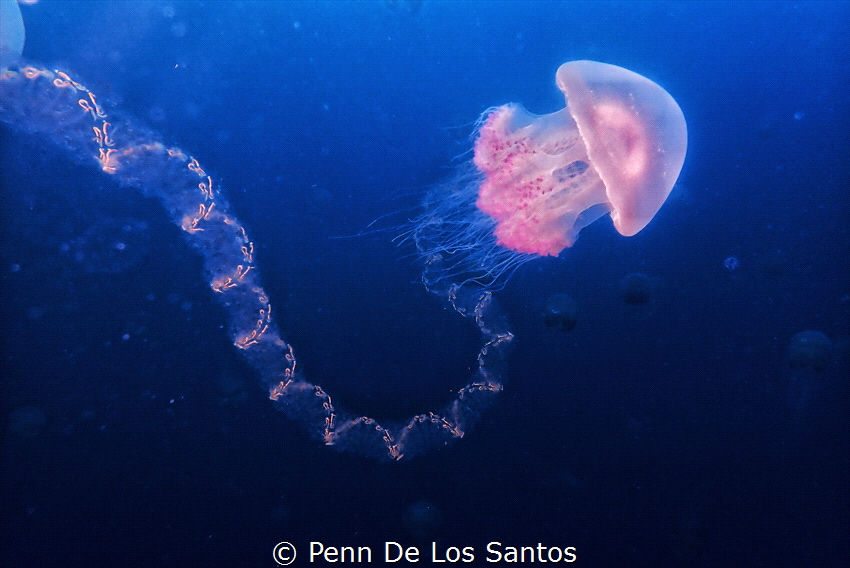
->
[1,46,687,457]
[59,217,152,274]
[619,272,653,305]
[757,250,786,278]
[544,293,578,331]
[402,501,444,541]
[7,406,46,439]
[414,60,687,289]
[0,0,25,70]
[785,330,833,419]
[787,330,832,373]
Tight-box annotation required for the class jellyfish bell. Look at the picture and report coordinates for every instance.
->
[474,60,687,256]
[555,61,688,238]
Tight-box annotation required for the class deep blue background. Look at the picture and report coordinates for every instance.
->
[1,1,848,566]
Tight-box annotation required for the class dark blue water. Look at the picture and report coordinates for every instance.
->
[1,1,848,566]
